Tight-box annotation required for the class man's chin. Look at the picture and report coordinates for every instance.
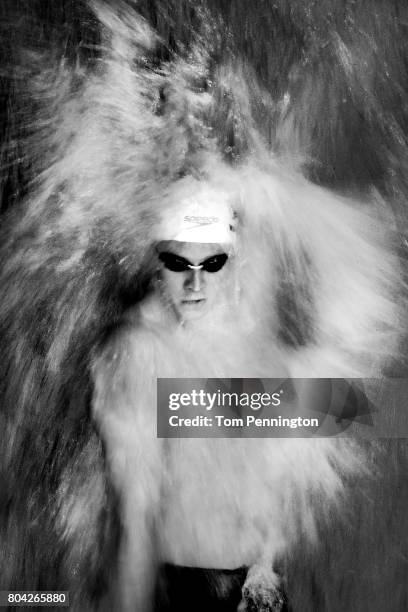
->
[178,299,208,320]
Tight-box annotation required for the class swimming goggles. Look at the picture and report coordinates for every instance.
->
[158,252,228,273]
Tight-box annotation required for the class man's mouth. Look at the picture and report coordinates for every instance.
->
[181,298,206,306]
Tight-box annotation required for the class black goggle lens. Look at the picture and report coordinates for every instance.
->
[158,252,228,273]
[201,253,229,272]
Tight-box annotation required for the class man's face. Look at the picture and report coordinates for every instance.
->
[157,241,232,322]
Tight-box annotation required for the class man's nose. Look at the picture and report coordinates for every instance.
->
[185,269,203,292]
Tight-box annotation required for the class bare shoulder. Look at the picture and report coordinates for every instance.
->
[91,303,160,412]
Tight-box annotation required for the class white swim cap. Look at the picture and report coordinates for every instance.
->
[156,180,237,246]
